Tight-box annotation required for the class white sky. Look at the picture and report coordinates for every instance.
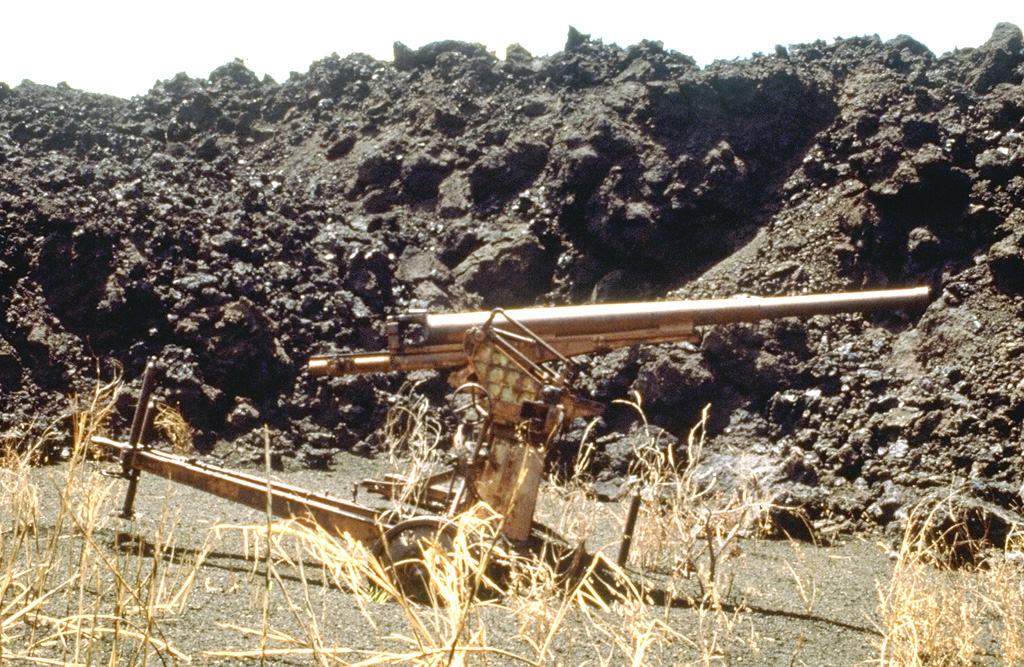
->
[1,1,1022,99]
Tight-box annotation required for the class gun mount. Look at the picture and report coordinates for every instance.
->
[95,286,930,594]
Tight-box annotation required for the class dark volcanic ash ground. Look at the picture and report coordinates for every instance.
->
[1,25,1023,538]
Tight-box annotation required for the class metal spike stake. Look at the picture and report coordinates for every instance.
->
[617,492,642,568]
[120,361,158,519]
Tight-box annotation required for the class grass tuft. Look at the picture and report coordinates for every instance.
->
[1,370,200,666]
[876,494,1024,666]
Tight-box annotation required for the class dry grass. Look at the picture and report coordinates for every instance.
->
[602,396,768,663]
[382,382,445,473]
[212,509,700,666]
[876,503,982,665]
[983,525,1024,667]
[214,511,516,665]
[8,378,1024,666]
[203,389,774,666]
[378,381,449,515]
[875,496,1024,666]
[153,402,193,455]
[0,372,206,666]
[616,398,768,597]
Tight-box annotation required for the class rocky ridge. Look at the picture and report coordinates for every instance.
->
[2,25,1023,536]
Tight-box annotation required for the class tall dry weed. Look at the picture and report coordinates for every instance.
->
[378,381,448,515]
[383,382,445,470]
[215,509,701,666]
[875,499,987,666]
[0,444,41,528]
[154,401,194,455]
[982,525,1024,666]
[538,417,617,547]
[616,397,765,606]
[1,371,202,666]
[215,511,515,665]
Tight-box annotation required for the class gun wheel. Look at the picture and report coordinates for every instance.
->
[373,517,457,604]
[451,382,491,424]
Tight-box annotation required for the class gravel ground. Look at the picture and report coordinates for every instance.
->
[5,450,1006,666]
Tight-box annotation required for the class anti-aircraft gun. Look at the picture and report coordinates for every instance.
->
[308,287,931,545]
[96,286,929,593]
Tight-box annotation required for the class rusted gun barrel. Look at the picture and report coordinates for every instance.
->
[308,286,930,376]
